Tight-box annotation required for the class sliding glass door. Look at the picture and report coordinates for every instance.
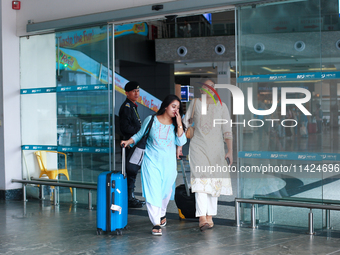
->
[20,24,114,204]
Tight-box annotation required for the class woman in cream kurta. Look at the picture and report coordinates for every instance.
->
[182,78,233,230]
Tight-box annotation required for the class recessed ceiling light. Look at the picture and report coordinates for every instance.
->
[262,67,290,72]
[309,67,337,71]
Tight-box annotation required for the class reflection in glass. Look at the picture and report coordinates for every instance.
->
[236,1,331,229]
[55,26,112,194]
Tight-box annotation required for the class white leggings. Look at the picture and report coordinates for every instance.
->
[146,190,172,226]
[195,192,218,217]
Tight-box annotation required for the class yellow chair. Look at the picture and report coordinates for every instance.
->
[34,151,72,195]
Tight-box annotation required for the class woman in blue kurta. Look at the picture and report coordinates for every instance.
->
[121,95,187,236]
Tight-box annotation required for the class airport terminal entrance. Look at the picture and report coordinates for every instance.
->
[19,0,340,231]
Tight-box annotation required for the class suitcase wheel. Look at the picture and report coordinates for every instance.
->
[117,229,123,235]
[97,228,103,235]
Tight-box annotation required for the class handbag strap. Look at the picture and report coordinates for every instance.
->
[190,98,197,119]
[188,98,197,124]
[143,115,155,139]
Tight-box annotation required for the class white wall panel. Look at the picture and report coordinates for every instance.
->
[20,33,57,180]
[20,34,55,88]
[0,0,21,189]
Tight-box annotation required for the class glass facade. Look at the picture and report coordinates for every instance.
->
[237,0,340,229]
[18,0,340,231]
[21,25,113,204]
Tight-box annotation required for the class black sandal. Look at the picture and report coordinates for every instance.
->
[160,216,167,227]
[152,225,162,236]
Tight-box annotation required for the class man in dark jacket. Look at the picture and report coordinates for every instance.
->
[119,81,145,208]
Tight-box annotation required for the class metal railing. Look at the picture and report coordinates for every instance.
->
[12,179,97,210]
[235,198,340,235]
[162,21,235,39]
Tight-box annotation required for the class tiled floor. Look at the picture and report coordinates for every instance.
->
[2,199,340,255]
[3,128,340,254]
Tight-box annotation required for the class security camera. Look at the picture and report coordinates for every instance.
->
[336,40,340,50]
[152,5,163,11]
[177,46,188,57]
[254,43,265,53]
[215,44,226,55]
[294,41,305,52]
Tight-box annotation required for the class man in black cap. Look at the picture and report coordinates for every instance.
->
[119,81,145,208]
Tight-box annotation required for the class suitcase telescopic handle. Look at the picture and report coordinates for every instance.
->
[179,157,190,197]
[121,146,127,178]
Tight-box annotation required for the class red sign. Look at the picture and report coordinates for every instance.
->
[12,1,20,10]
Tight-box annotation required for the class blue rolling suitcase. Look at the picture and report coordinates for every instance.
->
[97,147,128,235]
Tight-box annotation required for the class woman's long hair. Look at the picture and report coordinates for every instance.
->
[156,94,186,133]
